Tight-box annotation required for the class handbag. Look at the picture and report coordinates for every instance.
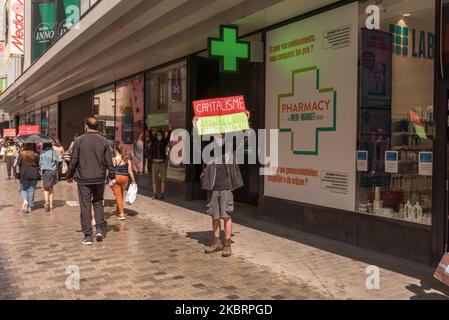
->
[434,252,449,286]
[125,183,138,205]
[61,160,68,175]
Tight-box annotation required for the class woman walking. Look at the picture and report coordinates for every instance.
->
[53,140,65,179]
[5,140,18,179]
[111,142,136,220]
[18,143,40,213]
[40,143,59,212]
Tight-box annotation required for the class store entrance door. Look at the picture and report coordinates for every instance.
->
[194,56,263,205]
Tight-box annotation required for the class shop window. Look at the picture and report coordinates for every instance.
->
[116,75,145,174]
[40,103,58,139]
[356,1,435,225]
[41,106,50,136]
[94,85,115,141]
[145,61,187,182]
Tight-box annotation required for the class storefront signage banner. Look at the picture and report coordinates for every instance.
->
[18,126,40,136]
[31,0,80,63]
[3,128,16,137]
[0,3,6,43]
[264,2,359,212]
[9,0,25,55]
[193,95,249,135]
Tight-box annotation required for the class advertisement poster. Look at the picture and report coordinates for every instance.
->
[49,103,58,139]
[361,29,392,108]
[264,3,358,211]
[193,95,249,135]
[116,76,144,174]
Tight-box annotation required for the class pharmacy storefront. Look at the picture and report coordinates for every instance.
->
[260,0,448,265]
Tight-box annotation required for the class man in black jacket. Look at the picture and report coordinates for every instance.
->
[67,117,116,245]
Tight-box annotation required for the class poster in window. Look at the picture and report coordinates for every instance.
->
[264,2,358,211]
[116,76,144,174]
[361,29,392,108]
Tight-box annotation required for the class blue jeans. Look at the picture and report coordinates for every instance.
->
[20,180,38,208]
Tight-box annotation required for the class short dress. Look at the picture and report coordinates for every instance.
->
[42,170,58,189]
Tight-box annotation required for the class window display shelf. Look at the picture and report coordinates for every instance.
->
[392,146,433,151]
[357,210,432,226]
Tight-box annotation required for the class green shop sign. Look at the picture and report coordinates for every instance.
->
[208,25,250,73]
[390,24,435,60]
[32,0,80,63]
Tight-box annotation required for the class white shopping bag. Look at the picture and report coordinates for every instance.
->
[125,183,138,205]
[62,161,68,175]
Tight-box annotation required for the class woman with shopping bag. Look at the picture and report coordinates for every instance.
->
[111,142,136,220]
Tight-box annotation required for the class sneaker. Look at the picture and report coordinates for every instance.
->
[82,236,93,245]
[152,194,159,200]
[96,233,103,242]
[159,194,165,200]
[205,237,223,254]
[27,207,32,214]
[21,201,28,213]
[91,219,96,227]
[222,239,232,257]
[117,214,126,221]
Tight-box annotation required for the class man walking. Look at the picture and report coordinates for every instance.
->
[66,117,116,245]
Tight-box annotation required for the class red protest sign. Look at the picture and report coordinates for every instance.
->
[193,95,246,117]
[18,126,40,136]
[3,129,16,137]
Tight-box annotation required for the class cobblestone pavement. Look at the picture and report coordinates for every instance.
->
[0,164,448,300]
[0,167,324,300]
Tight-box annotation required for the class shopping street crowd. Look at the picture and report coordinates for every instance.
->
[0,114,250,257]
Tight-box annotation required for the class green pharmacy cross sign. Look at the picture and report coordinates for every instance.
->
[208,25,250,73]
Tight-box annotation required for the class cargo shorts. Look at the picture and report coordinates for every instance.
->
[206,190,234,220]
[152,162,167,183]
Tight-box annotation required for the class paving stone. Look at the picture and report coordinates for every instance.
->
[0,163,447,300]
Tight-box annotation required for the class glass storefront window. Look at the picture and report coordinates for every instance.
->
[356,0,435,225]
[94,84,115,141]
[116,75,145,174]
[41,106,50,136]
[40,103,58,138]
[145,61,187,182]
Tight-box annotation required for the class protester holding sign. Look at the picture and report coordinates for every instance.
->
[192,104,250,258]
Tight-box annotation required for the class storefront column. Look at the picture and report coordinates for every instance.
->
[432,0,449,265]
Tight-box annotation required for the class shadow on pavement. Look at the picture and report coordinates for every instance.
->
[156,195,449,299]
[407,280,449,300]
[33,200,67,210]
[0,246,20,299]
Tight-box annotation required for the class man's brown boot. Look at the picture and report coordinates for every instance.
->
[205,237,223,254]
[222,239,232,257]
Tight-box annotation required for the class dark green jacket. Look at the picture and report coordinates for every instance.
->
[200,157,244,191]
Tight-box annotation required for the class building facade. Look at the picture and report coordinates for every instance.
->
[0,0,448,265]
